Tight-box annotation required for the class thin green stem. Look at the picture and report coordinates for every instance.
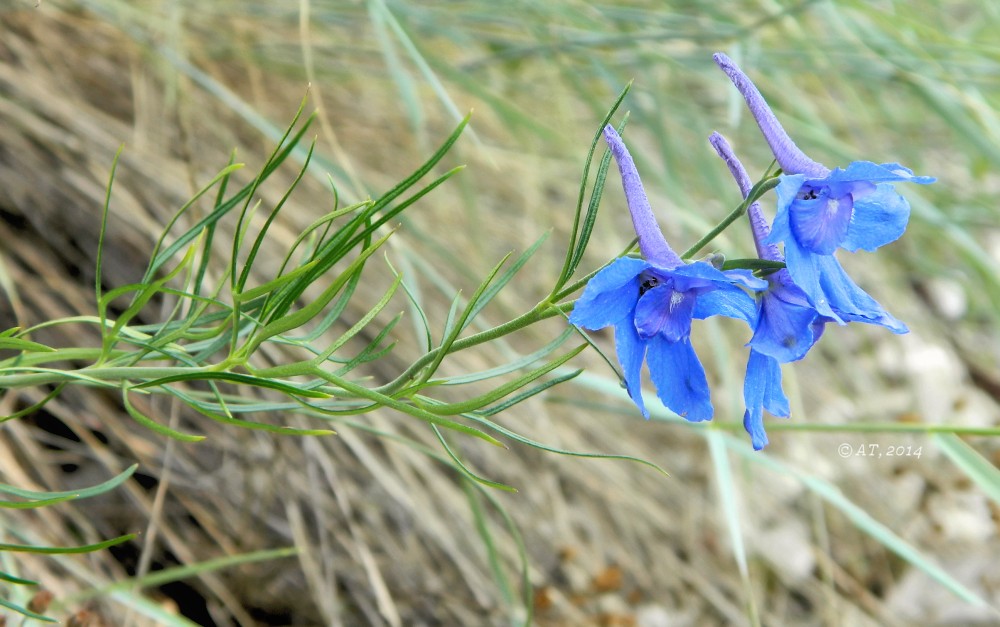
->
[681,176,780,259]
[0,366,216,390]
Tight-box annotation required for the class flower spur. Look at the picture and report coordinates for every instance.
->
[713,52,934,327]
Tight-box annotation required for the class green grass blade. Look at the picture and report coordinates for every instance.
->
[726,436,992,610]
[707,430,760,627]
[934,433,1000,506]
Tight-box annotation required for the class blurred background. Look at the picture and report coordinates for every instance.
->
[1,0,998,625]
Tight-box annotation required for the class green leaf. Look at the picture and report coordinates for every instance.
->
[416,251,513,386]
[164,386,335,437]
[463,231,550,330]
[122,385,205,442]
[463,410,669,477]
[134,372,331,399]
[476,369,581,417]
[235,140,317,293]
[419,344,586,415]
[0,533,135,554]
[0,464,137,501]
[80,547,298,596]
[0,570,38,585]
[432,425,516,492]
[243,230,394,355]
[441,328,574,386]
[557,82,632,288]
[311,369,504,447]
[0,383,66,424]
[0,596,57,623]
[0,337,56,352]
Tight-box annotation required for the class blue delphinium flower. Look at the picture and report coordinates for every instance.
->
[570,125,766,422]
[710,132,835,449]
[713,52,934,327]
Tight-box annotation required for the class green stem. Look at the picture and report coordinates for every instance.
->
[0,366,215,390]
[681,176,780,259]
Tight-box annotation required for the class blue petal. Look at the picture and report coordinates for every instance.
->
[748,286,821,362]
[788,186,854,254]
[872,162,935,185]
[742,350,789,451]
[813,255,908,333]
[780,236,844,323]
[842,184,911,252]
[693,283,760,325]
[645,336,713,422]
[826,161,934,186]
[670,261,767,292]
[569,257,648,330]
[765,174,807,248]
[721,268,769,291]
[635,285,695,342]
[614,319,649,418]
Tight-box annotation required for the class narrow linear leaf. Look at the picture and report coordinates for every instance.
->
[463,481,517,613]
[0,382,66,424]
[145,163,246,281]
[0,338,56,353]
[175,390,335,437]
[0,597,56,623]
[477,369,581,417]
[122,386,205,442]
[433,425,516,492]
[312,370,504,447]
[246,230,394,354]
[0,495,75,509]
[135,372,331,400]
[84,547,299,596]
[0,464,138,501]
[0,570,38,585]
[0,533,136,554]
[443,328,574,386]
[236,140,317,293]
[464,231,550,329]
[417,251,514,386]
[421,344,586,415]
[558,81,632,287]
[566,115,629,281]
[463,410,669,477]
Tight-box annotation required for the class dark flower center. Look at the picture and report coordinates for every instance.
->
[639,273,660,296]
[797,187,819,201]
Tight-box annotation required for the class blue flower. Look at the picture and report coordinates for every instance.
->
[710,131,835,449]
[570,125,766,422]
[714,52,934,326]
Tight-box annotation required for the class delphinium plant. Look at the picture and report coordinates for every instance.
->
[571,53,933,450]
[0,51,937,622]
[0,85,656,620]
